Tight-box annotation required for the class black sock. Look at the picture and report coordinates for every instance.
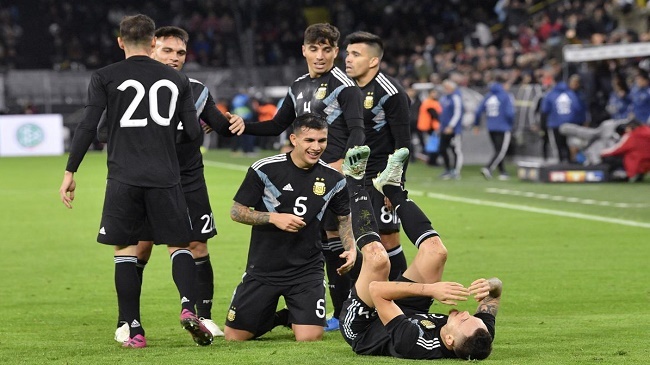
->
[323,238,351,319]
[384,186,439,248]
[387,245,407,280]
[170,249,197,313]
[135,259,147,284]
[115,256,144,337]
[348,186,380,249]
[194,255,214,319]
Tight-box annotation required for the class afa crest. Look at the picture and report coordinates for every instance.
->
[227,308,236,322]
[420,319,436,329]
[313,177,326,196]
[364,92,374,109]
[315,84,327,100]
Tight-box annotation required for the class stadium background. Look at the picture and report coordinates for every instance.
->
[0,0,649,160]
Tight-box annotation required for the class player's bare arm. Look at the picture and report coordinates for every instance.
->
[335,213,357,275]
[370,281,470,325]
[469,277,502,317]
[230,201,305,232]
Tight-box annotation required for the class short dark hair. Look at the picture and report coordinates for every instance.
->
[344,31,384,59]
[155,26,189,45]
[292,113,328,134]
[304,23,340,47]
[454,328,493,360]
[119,14,155,45]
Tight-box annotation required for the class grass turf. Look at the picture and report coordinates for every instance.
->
[0,149,648,364]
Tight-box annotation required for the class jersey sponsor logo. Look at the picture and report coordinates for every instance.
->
[99,227,106,235]
[282,183,294,191]
[227,308,236,322]
[313,177,326,196]
[364,92,374,109]
[315,84,327,100]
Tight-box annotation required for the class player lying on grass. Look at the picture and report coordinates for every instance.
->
[340,148,502,360]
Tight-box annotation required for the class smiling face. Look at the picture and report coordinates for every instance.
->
[151,36,187,70]
[289,126,327,169]
[302,41,338,78]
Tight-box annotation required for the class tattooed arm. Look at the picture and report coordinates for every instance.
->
[469,277,502,317]
[335,213,357,275]
[230,201,306,232]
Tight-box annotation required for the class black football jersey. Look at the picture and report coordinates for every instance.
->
[176,78,233,192]
[233,153,350,285]
[359,72,411,185]
[66,56,199,187]
[244,67,364,163]
[384,312,496,359]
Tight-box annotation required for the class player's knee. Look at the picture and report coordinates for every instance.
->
[419,236,448,264]
[189,241,208,257]
[293,326,324,342]
[223,326,254,341]
[362,241,390,274]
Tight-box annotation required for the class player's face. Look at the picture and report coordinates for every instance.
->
[152,36,187,71]
[446,310,488,345]
[289,127,328,168]
[345,43,374,79]
[302,42,338,78]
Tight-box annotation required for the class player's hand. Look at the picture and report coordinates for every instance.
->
[337,247,357,275]
[225,112,245,136]
[59,171,76,209]
[269,213,306,232]
[444,127,453,135]
[468,278,491,301]
[383,196,393,211]
[426,282,470,305]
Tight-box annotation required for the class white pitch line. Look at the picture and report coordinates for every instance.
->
[203,160,650,229]
[203,160,248,172]
[485,188,648,208]
[416,191,650,229]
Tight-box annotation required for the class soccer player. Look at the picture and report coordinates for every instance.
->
[473,77,515,180]
[112,26,246,343]
[438,79,465,179]
[340,148,501,360]
[240,23,377,332]
[224,113,357,342]
[344,31,411,284]
[58,14,212,348]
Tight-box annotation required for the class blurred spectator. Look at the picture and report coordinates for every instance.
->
[600,120,650,182]
[630,69,650,124]
[417,88,442,165]
[252,96,279,150]
[230,93,257,156]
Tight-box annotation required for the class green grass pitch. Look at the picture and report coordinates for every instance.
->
[0,149,648,364]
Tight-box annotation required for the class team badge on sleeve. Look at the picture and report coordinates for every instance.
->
[315,84,327,100]
[313,177,326,196]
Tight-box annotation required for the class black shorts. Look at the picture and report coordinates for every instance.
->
[225,274,326,337]
[140,184,216,243]
[366,184,401,234]
[98,179,191,247]
[339,287,389,355]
